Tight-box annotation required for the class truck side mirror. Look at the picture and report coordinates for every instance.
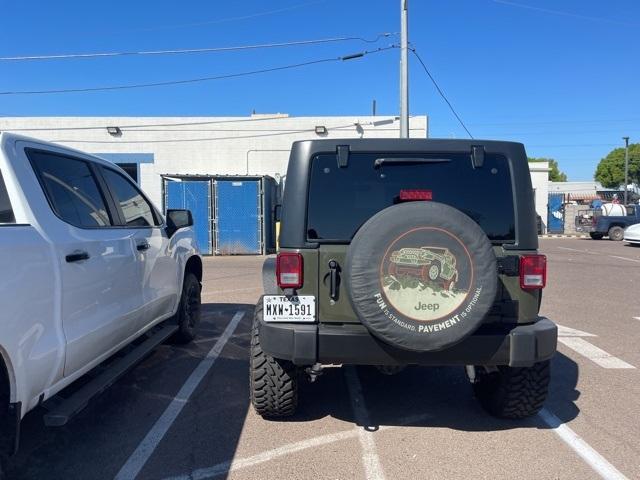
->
[166,209,193,237]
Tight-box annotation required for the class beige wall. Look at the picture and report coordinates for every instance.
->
[0,115,428,207]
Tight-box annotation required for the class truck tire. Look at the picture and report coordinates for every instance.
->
[589,232,604,240]
[345,201,497,352]
[169,273,201,344]
[472,361,550,419]
[608,226,624,241]
[250,301,298,417]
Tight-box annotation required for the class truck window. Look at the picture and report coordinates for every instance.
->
[28,150,112,228]
[307,152,516,242]
[0,170,15,224]
[101,167,158,227]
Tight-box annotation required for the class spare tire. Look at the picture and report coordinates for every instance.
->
[345,201,497,352]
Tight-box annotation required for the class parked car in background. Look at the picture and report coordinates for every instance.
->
[624,223,640,246]
[575,204,640,240]
[0,133,202,468]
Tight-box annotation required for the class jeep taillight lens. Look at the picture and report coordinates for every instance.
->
[277,253,303,289]
[399,189,433,201]
[520,254,546,289]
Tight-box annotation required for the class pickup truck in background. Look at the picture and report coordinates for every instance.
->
[575,204,640,240]
[0,133,203,466]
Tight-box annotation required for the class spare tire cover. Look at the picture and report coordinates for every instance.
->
[345,201,497,352]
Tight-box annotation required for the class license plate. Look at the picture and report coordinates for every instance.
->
[263,295,316,323]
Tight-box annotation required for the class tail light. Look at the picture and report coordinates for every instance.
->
[276,252,303,289]
[520,254,546,290]
[399,189,433,201]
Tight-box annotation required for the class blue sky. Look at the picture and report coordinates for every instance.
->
[1,0,638,180]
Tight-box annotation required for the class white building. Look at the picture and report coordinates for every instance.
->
[0,114,427,208]
[0,115,551,247]
[529,161,549,226]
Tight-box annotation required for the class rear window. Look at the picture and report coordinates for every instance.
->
[0,170,15,224]
[306,152,516,242]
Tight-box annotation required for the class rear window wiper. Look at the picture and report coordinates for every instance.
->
[373,157,451,168]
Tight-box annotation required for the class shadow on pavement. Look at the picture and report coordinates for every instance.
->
[285,351,579,433]
[5,302,253,480]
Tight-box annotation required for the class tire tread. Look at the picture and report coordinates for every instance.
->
[250,301,298,417]
[473,361,550,419]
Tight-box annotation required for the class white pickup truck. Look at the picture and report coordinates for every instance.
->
[0,133,202,463]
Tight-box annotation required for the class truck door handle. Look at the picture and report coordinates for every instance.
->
[136,241,150,251]
[328,260,340,300]
[65,251,90,263]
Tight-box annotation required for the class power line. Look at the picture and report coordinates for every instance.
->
[0,114,403,132]
[117,0,332,34]
[409,48,473,139]
[492,0,638,27]
[48,120,397,144]
[0,33,396,62]
[469,118,640,127]
[0,46,397,96]
[0,116,301,131]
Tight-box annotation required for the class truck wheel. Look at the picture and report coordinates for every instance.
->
[472,361,550,419]
[169,273,201,344]
[589,232,603,240]
[608,226,624,241]
[250,302,298,417]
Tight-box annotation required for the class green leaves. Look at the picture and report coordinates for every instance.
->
[594,144,640,188]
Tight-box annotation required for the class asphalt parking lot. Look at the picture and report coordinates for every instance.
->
[6,238,640,480]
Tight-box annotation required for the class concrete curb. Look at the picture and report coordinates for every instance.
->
[538,234,588,239]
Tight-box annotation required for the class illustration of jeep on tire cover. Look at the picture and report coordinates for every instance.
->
[388,247,459,290]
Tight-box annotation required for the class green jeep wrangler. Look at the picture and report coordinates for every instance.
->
[251,139,557,419]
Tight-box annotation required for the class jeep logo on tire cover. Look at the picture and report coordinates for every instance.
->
[380,227,473,322]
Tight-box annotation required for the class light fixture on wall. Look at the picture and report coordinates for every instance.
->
[106,126,122,136]
[314,125,327,135]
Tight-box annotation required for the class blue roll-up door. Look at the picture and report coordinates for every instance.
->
[215,180,261,255]
[547,193,565,234]
[166,181,212,254]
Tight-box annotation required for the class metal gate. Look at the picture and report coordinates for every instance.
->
[165,180,213,254]
[214,179,262,255]
[547,193,565,234]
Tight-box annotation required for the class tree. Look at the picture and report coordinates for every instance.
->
[594,143,640,188]
[528,157,567,182]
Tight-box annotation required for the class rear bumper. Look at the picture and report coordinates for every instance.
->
[258,317,557,368]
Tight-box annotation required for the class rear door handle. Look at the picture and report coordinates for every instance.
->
[137,242,150,251]
[328,260,340,300]
[65,251,90,263]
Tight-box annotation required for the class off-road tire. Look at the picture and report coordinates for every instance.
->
[250,301,298,418]
[608,226,624,241]
[473,361,550,419]
[589,232,604,240]
[169,272,201,344]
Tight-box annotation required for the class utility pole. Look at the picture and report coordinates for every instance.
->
[623,136,630,205]
[400,0,409,138]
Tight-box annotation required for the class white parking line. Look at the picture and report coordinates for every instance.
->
[557,324,635,369]
[558,337,635,369]
[558,246,591,253]
[114,310,245,480]
[539,409,629,480]
[609,255,640,263]
[161,412,434,480]
[162,429,359,480]
[633,317,640,321]
[344,366,386,480]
